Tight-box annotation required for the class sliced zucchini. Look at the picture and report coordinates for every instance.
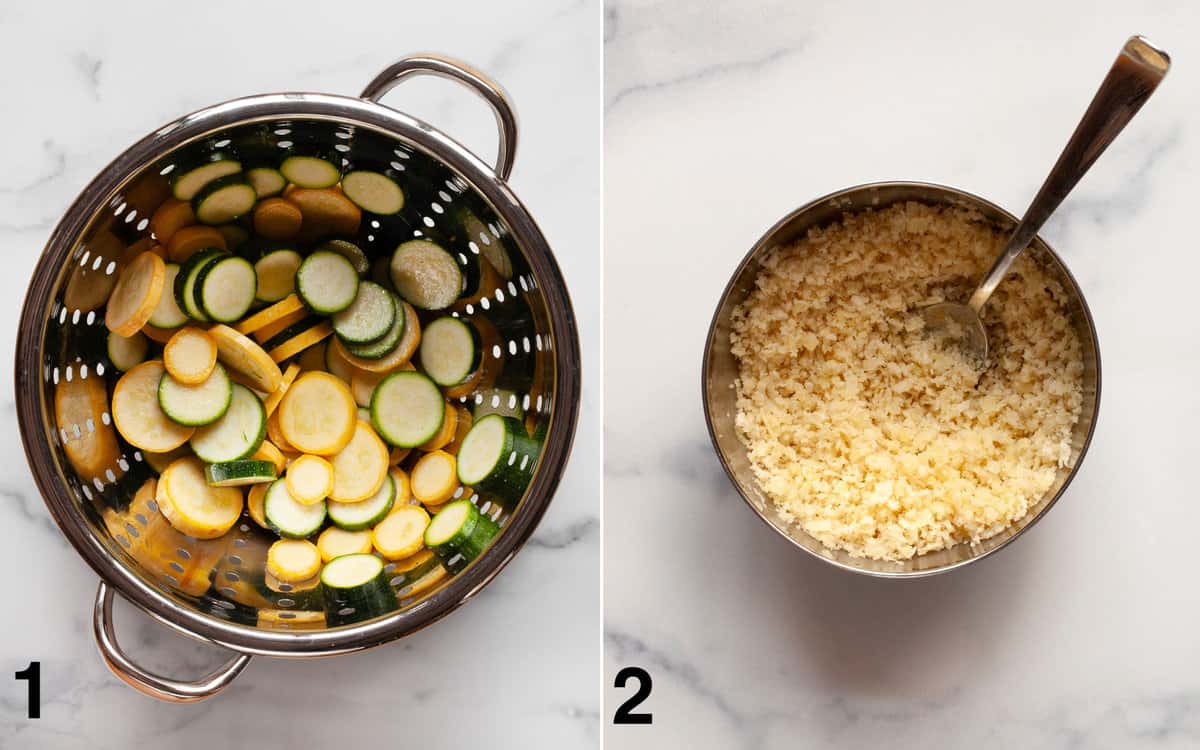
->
[285,454,334,505]
[204,459,277,487]
[296,250,359,314]
[418,317,480,386]
[190,383,267,463]
[265,320,334,364]
[267,539,322,582]
[157,364,232,427]
[277,372,357,455]
[344,292,405,359]
[370,371,445,448]
[246,166,286,198]
[171,155,241,201]
[107,330,148,372]
[424,498,499,573]
[332,281,395,345]
[341,170,405,215]
[411,450,458,506]
[456,414,540,499]
[193,174,257,225]
[196,255,257,323]
[279,155,340,189]
[174,249,226,322]
[335,301,421,372]
[319,239,369,275]
[147,263,189,329]
[250,440,288,475]
[263,479,326,539]
[253,249,302,303]
[327,473,395,531]
[317,527,373,562]
[390,240,463,311]
[372,505,429,560]
[319,553,397,626]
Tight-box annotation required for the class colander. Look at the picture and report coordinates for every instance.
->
[15,54,581,701]
[702,182,1100,578]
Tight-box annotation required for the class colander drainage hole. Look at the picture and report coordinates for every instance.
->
[218,587,237,598]
[278,599,295,608]
[224,571,240,582]
[336,606,354,616]
[168,562,184,574]
[175,548,190,560]
[227,555,242,566]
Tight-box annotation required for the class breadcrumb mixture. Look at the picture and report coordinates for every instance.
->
[731,202,1083,561]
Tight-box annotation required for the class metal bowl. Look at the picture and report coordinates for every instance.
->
[15,55,581,700]
[702,181,1100,578]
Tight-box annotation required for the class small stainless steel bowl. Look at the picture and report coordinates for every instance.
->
[701,181,1101,578]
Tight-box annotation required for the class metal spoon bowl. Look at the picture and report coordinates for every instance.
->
[922,35,1170,363]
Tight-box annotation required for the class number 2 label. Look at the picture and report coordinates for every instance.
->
[613,666,652,725]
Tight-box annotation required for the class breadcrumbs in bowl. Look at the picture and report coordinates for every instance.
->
[730,201,1084,561]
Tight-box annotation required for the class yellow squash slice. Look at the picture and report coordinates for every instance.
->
[328,420,389,503]
[371,505,430,560]
[316,527,373,563]
[235,294,305,337]
[250,440,288,475]
[285,454,334,506]
[163,327,218,385]
[208,324,283,393]
[105,251,166,337]
[267,321,332,363]
[157,457,243,539]
[266,539,322,582]
[54,373,123,484]
[417,401,457,452]
[111,361,195,452]
[263,363,301,417]
[277,372,357,455]
[410,450,458,506]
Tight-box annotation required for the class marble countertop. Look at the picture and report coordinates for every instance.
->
[0,1,600,747]
[604,1,1200,747]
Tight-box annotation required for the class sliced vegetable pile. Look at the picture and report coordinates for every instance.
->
[80,149,543,626]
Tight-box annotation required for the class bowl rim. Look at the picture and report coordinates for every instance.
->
[16,89,581,655]
[700,180,1102,578]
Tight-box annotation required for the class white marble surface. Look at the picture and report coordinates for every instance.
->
[0,1,600,747]
[605,1,1200,747]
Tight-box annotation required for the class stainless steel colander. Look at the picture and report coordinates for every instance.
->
[14,55,580,701]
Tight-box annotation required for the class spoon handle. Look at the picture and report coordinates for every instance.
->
[968,35,1170,313]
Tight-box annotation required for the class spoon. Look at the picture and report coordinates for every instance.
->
[922,35,1170,363]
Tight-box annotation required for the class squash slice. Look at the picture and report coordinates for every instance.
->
[105,251,166,336]
[157,457,243,539]
[208,324,283,393]
[277,372,357,455]
[112,361,195,452]
[328,421,389,503]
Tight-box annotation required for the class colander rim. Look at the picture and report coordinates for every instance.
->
[16,89,581,655]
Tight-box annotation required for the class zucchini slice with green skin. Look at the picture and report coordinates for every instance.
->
[254,249,302,303]
[204,459,277,487]
[193,174,257,225]
[264,478,326,539]
[319,239,370,275]
[344,292,406,359]
[332,281,395,345]
[246,166,286,198]
[296,250,359,314]
[107,331,148,372]
[419,317,480,386]
[157,363,232,427]
[174,249,226,322]
[319,553,397,626]
[279,155,340,188]
[370,371,445,448]
[424,499,499,574]
[341,170,405,215]
[390,240,463,311]
[195,255,257,323]
[170,154,242,201]
[327,473,395,531]
[148,264,189,329]
[472,388,525,420]
[456,414,540,499]
[190,383,267,462]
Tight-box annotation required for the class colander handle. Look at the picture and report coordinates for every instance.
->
[93,581,251,703]
[360,54,518,181]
